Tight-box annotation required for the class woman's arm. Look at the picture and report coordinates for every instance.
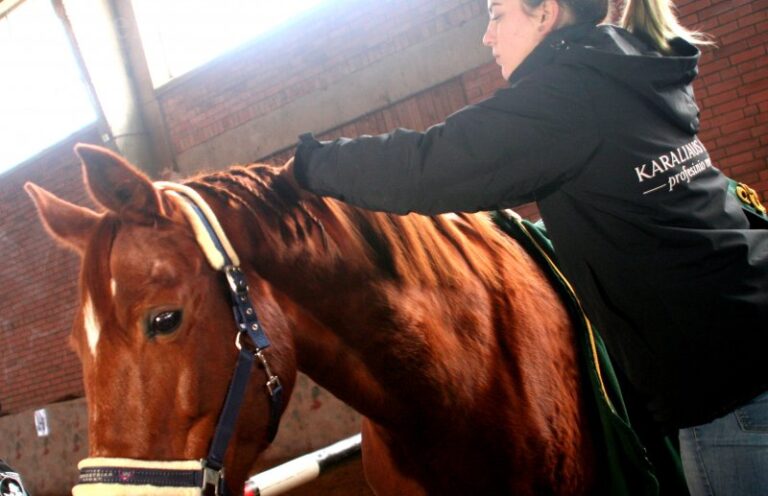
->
[294,64,599,215]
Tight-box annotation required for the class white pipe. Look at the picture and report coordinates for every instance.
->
[245,434,362,496]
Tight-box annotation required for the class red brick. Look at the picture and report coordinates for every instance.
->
[701,56,732,74]
[720,25,757,45]
[747,29,768,48]
[698,1,750,22]
[739,11,768,29]
[705,76,742,96]
[752,123,768,138]
[717,4,753,25]
[711,40,751,60]
[0,129,95,413]
[731,159,766,176]
[745,87,768,104]
[699,126,722,143]
[744,105,760,117]
[726,151,755,167]
[729,45,766,65]
[710,108,745,126]
[708,98,748,116]
[720,117,758,135]
[725,137,762,155]
[679,0,713,17]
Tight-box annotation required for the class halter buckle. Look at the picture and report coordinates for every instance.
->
[266,375,282,397]
[224,265,248,295]
[201,461,225,496]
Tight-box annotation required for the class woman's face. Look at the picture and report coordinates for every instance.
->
[482,0,557,79]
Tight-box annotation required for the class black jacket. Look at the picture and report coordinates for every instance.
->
[294,23,768,428]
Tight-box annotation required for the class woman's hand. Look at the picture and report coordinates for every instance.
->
[280,156,301,190]
[278,133,325,198]
[276,156,315,204]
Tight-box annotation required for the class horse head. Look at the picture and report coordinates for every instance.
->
[25,145,297,494]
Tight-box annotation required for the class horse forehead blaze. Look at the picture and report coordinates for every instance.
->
[81,292,101,357]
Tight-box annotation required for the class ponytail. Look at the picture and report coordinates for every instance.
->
[621,0,712,53]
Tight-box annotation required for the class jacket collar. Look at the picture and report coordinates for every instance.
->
[508,22,595,84]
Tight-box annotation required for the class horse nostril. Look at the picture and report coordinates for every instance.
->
[147,309,183,338]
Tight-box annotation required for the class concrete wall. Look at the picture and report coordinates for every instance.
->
[0,375,364,496]
[1,0,766,494]
[158,0,494,174]
[0,398,87,496]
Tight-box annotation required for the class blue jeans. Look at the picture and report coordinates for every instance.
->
[679,390,768,495]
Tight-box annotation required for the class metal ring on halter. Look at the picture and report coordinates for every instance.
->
[234,330,262,353]
[235,331,251,351]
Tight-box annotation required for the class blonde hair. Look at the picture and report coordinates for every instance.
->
[621,0,713,53]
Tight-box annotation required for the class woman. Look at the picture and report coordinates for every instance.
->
[288,0,768,494]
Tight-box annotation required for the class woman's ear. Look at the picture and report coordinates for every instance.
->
[538,0,564,32]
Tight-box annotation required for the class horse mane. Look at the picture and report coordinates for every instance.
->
[186,164,508,289]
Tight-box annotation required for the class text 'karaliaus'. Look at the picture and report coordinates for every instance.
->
[634,138,711,195]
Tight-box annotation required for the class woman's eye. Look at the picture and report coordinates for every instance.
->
[148,310,183,338]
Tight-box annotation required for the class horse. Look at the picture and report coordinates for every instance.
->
[25,144,596,495]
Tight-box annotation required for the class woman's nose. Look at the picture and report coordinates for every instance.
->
[482,21,494,47]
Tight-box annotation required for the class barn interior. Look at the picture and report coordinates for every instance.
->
[0,0,765,494]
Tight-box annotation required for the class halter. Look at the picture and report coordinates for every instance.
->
[72,182,284,496]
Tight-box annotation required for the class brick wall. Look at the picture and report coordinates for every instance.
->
[0,126,98,415]
[680,0,768,198]
[158,0,486,157]
[1,0,766,418]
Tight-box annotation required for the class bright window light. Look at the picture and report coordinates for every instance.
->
[0,0,97,174]
[131,0,327,88]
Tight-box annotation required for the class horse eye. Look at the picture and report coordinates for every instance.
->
[148,310,183,337]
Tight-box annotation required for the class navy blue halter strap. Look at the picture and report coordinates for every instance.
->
[170,184,284,494]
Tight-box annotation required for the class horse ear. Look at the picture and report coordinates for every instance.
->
[24,182,100,254]
[75,143,164,222]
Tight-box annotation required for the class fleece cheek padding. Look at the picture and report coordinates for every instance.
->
[72,458,209,496]
[153,181,241,270]
[72,483,202,496]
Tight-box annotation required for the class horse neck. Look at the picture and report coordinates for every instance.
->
[187,172,414,422]
[192,174,582,436]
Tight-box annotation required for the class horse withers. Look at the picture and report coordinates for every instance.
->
[26,144,595,495]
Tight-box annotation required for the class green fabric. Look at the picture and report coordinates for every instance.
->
[491,211,689,496]
[727,178,768,225]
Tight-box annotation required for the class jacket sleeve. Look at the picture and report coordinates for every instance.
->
[296,64,600,215]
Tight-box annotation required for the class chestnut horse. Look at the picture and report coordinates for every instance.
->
[26,144,595,495]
